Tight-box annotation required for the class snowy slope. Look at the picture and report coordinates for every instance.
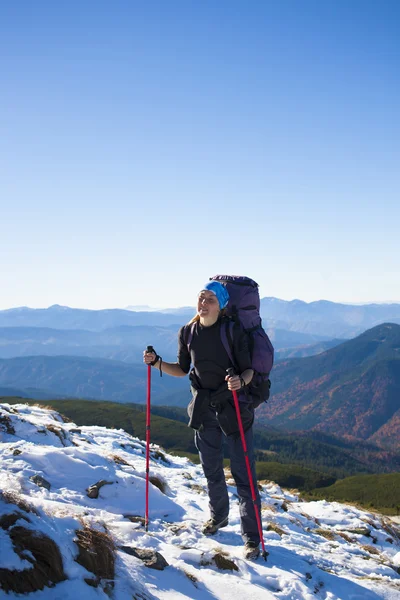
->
[1,402,400,600]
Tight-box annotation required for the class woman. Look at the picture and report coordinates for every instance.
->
[143,281,262,560]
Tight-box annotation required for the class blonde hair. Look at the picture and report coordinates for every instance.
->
[187,308,226,326]
[188,314,200,325]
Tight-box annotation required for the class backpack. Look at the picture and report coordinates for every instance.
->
[186,274,274,408]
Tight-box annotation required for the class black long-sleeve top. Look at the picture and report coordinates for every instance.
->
[177,317,252,391]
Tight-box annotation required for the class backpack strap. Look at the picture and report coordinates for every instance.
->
[220,317,238,371]
[185,322,197,353]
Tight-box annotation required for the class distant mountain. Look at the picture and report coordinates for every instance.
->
[1,324,399,454]
[266,328,330,346]
[0,355,190,406]
[0,325,179,361]
[260,298,400,337]
[257,323,400,451]
[2,299,400,337]
[0,305,194,331]
[1,322,399,458]
[267,328,346,359]
[274,338,346,360]
[125,304,160,311]
[0,385,67,400]
[0,324,342,362]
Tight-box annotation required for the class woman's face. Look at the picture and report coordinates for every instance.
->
[197,290,220,319]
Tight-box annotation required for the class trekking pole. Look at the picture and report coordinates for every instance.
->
[226,368,268,561]
[145,345,154,532]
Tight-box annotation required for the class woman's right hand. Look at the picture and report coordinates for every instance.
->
[143,350,157,365]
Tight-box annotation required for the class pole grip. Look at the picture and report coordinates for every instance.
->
[147,345,154,354]
[226,367,236,377]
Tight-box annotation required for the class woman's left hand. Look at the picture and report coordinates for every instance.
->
[225,374,242,391]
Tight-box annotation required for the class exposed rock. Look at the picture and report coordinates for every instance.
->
[46,424,67,446]
[0,512,30,530]
[74,526,115,582]
[166,523,187,535]
[0,491,38,515]
[149,475,168,494]
[151,449,169,464]
[190,483,206,494]
[30,475,51,491]
[314,528,336,541]
[86,480,113,499]
[0,526,66,593]
[361,544,380,555]
[124,515,146,526]
[0,413,15,435]
[183,569,198,586]
[344,527,371,537]
[213,553,239,571]
[119,546,169,570]
[266,522,285,536]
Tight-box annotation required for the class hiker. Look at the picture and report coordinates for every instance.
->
[143,281,262,560]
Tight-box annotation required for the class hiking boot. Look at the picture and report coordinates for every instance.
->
[201,516,229,536]
[244,541,260,560]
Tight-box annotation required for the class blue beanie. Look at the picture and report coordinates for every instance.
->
[201,281,230,309]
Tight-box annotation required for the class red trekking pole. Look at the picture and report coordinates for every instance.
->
[227,368,268,561]
[145,345,154,532]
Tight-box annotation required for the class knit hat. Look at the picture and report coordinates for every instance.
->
[200,281,230,309]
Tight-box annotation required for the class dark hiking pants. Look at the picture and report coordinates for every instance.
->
[194,405,261,545]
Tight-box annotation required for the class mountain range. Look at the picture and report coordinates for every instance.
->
[0,325,343,362]
[0,322,399,452]
[2,298,400,337]
[256,323,400,451]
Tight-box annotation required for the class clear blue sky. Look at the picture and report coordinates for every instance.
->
[1,0,399,309]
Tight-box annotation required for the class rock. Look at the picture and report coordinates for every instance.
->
[75,526,115,583]
[213,553,239,571]
[119,546,169,570]
[13,449,22,456]
[111,454,132,467]
[151,449,169,464]
[86,480,113,499]
[345,527,371,537]
[46,424,67,446]
[0,526,66,593]
[167,523,186,535]
[30,475,51,491]
[0,512,30,530]
[149,475,167,494]
[0,413,15,435]
[190,483,206,494]
[124,515,146,526]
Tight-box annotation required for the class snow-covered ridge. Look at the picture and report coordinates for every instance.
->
[0,402,399,600]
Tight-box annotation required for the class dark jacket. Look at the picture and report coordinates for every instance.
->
[179,316,254,435]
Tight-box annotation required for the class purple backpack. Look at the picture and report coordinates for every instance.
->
[188,274,274,408]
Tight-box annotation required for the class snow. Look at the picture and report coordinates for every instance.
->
[1,402,400,599]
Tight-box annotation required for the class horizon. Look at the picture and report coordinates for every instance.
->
[2,296,400,313]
